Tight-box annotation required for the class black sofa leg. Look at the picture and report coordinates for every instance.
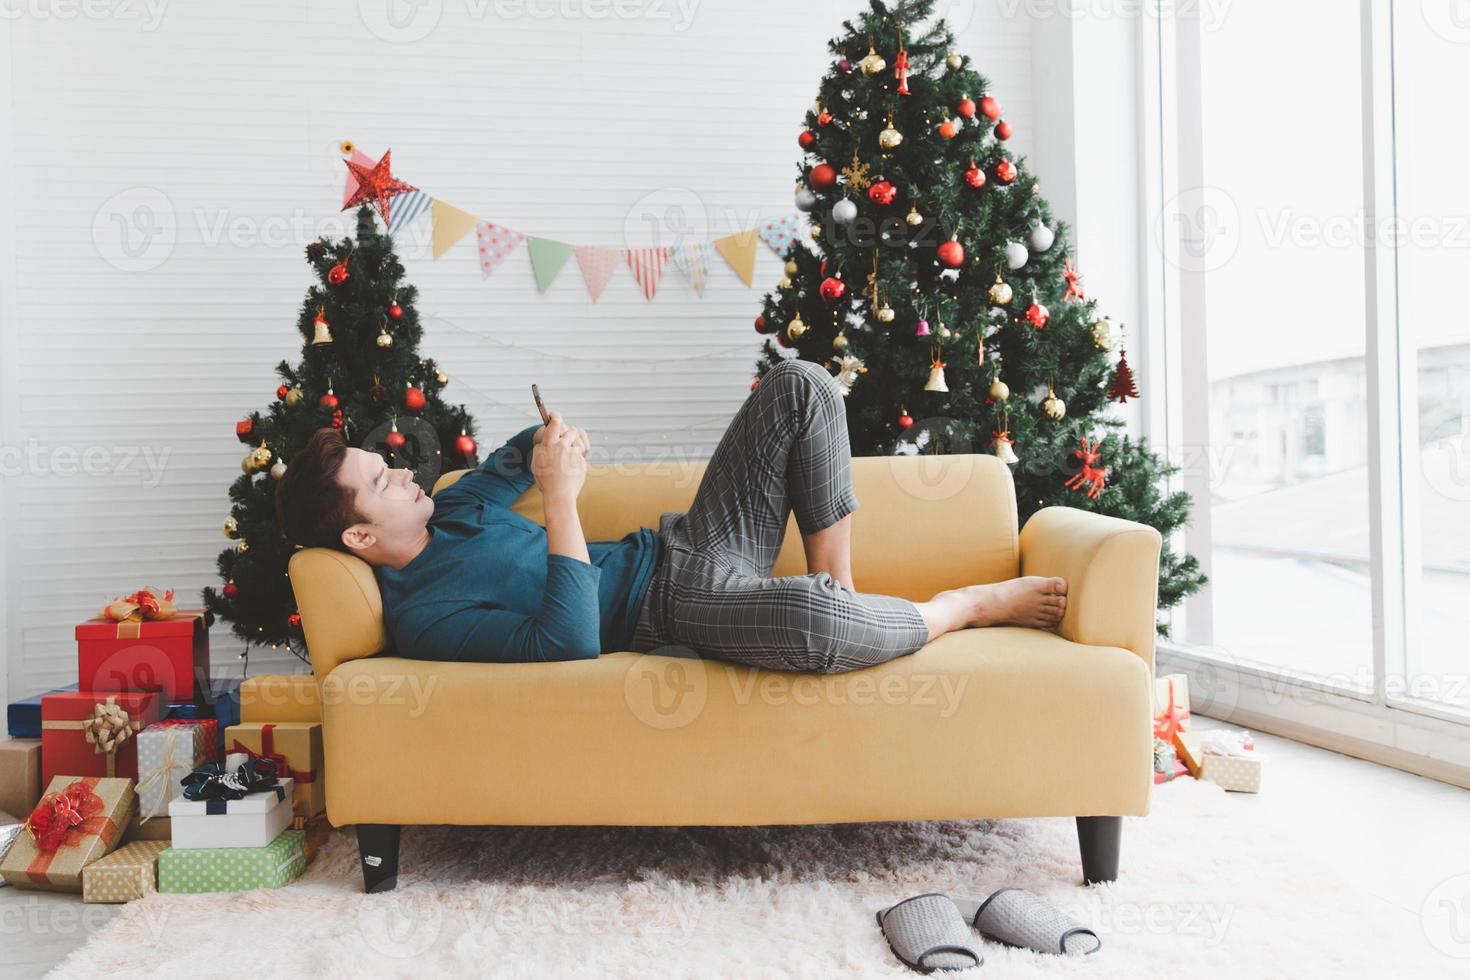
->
[356,823,401,893]
[1076,816,1121,884]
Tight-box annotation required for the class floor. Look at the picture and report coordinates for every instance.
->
[3,717,1468,978]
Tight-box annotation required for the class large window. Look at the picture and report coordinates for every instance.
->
[1155,0,1470,729]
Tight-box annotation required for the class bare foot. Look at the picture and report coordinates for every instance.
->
[933,576,1068,630]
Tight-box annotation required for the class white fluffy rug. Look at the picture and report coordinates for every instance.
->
[51,779,1421,979]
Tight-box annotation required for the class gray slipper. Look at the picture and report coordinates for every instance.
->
[875,893,984,973]
[965,887,1101,956]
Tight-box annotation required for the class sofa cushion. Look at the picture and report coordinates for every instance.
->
[319,626,1152,827]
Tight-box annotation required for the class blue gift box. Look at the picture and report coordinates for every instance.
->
[7,684,78,738]
[163,676,242,757]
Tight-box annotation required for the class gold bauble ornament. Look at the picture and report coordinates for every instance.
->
[249,443,273,471]
[376,326,393,349]
[1042,384,1067,420]
[906,206,924,228]
[436,371,448,387]
[876,303,896,324]
[878,118,903,150]
[1091,317,1122,352]
[785,259,799,276]
[988,274,1014,306]
[235,539,249,555]
[284,385,304,407]
[222,515,239,539]
[787,313,808,339]
[811,223,822,239]
[989,378,1010,401]
[947,52,964,70]
[777,276,793,290]
[833,332,849,351]
[859,43,887,75]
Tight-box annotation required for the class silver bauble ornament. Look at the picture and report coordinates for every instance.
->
[795,188,818,212]
[1004,241,1029,270]
[270,460,288,480]
[1029,222,1056,251]
[832,198,858,224]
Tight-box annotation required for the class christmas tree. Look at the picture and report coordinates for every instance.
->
[754,0,1204,629]
[202,205,481,662]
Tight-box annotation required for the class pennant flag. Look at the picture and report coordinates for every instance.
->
[626,247,670,301]
[713,231,760,286]
[526,237,574,293]
[574,246,619,301]
[387,190,432,236]
[341,148,378,209]
[671,242,713,296]
[431,199,479,259]
[475,221,525,279]
[757,213,805,258]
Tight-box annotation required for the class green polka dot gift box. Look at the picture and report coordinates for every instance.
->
[157,828,304,894]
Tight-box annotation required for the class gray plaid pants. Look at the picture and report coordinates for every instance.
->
[628,358,930,673]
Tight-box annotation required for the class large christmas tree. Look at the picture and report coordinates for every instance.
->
[203,205,481,662]
[755,0,1204,628]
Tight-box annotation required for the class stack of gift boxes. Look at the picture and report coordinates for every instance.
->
[0,592,330,900]
[1151,673,1265,793]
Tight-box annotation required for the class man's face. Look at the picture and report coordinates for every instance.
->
[338,447,434,557]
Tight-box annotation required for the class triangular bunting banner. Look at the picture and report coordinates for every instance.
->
[526,237,574,293]
[713,231,760,286]
[387,190,432,236]
[671,242,713,296]
[626,247,670,301]
[431,199,479,259]
[475,221,525,279]
[574,246,619,301]
[757,213,804,258]
[341,148,378,209]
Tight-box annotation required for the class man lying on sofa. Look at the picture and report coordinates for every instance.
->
[274,359,1066,673]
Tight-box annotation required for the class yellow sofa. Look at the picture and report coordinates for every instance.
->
[287,452,1161,893]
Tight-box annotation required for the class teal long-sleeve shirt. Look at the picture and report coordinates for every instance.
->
[373,424,663,663]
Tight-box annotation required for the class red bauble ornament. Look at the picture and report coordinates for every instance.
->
[404,385,426,412]
[455,429,477,458]
[750,379,760,392]
[386,425,406,450]
[936,239,965,268]
[956,97,976,119]
[979,95,1001,120]
[1025,301,1050,329]
[235,419,254,443]
[867,180,897,205]
[817,110,834,127]
[327,262,349,286]
[755,314,768,334]
[938,120,958,140]
[809,164,837,190]
[222,581,239,600]
[388,303,403,320]
[897,410,914,430]
[819,276,847,303]
[995,120,1013,141]
[318,389,338,409]
[288,612,302,629]
[996,159,1018,184]
[798,130,817,150]
[275,384,289,400]
[775,330,792,349]
[964,161,986,189]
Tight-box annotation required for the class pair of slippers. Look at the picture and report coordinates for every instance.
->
[876,889,1101,972]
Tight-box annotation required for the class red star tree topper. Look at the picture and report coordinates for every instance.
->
[342,148,417,226]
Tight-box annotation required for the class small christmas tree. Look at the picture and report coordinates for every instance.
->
[203,206,480,662]
[754,0,1204,629]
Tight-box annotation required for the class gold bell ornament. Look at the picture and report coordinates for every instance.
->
[924,350,949,393]
[1042,382,1067,420]
[878,112,903,150]
[311,307,333,345]
[859,41,887,75]
[787,312,808,339]
[988,274,1014,306]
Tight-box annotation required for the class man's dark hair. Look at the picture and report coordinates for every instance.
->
[274,427,369,554]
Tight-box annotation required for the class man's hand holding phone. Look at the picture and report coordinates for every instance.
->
[531,411,589,505]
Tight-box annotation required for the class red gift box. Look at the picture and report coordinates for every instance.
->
[75,608,211,702]
[41,691,161,785]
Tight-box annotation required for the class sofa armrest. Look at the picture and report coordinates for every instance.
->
[287,548,389,684]
[1018,507,1162,671]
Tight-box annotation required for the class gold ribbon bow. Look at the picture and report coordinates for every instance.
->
[42,696,142,778]
[100,585,178,625]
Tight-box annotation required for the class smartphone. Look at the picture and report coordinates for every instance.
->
[532,384,551,424]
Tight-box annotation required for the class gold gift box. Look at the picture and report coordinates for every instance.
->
[0,776,134,892]
[82,839,169,903]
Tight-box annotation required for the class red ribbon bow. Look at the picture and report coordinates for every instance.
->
[22,777,121,885]
[1153,679,1189,745]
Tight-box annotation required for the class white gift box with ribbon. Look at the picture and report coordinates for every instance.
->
[135,722,209,820]
[168,777,295,849]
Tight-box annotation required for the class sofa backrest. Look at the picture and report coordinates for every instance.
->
[289,453,1018,681]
